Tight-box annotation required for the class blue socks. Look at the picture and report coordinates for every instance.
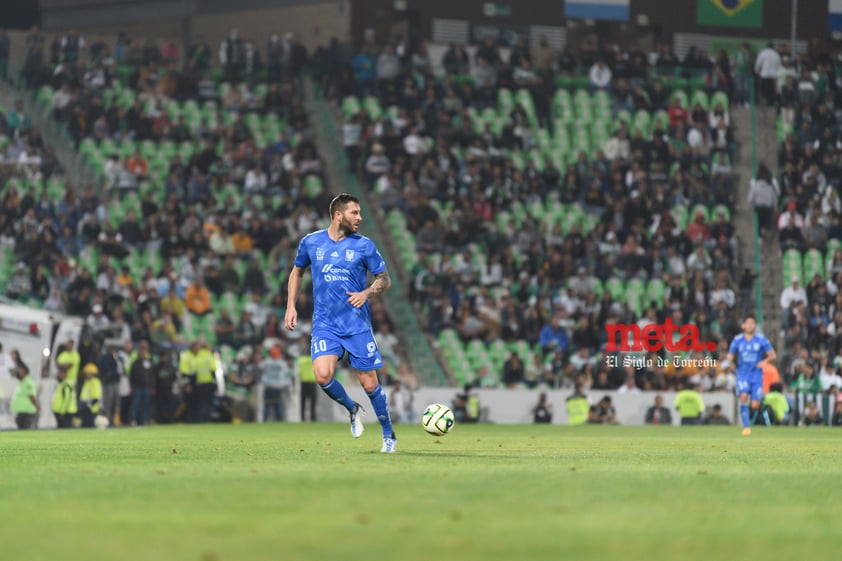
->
[320,379,395,437]
[320,379,356,412]
[366,384,394,437]
[740,403,750,428]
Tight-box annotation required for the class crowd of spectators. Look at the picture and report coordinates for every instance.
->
[767,43,842,413]
[3,27,414,425]
[7,25,842,420]
[327,34,754,393]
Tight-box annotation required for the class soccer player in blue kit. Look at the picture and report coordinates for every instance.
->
[726,313,776,436]
[285,194,397,452]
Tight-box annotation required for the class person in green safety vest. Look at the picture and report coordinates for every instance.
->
[79,363,103,428]
[566,382,589,426]
[11,366,38,429]
[193,339,217,423]
[762,383,791,425]
[56,339,81,388]
[179,341,200,422]
[674,380,705,425]
[297,354,317,421]
[52,363,78,428]
[464,386,480,423]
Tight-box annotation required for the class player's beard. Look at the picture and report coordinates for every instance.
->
[338,216,359,236]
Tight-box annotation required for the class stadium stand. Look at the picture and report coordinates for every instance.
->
[4,28,407,424]
[0,101,64,305]
[326,38,748,393]
[773,46,842,402]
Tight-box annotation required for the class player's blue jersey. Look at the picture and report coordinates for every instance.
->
[294,229,387,336]
[728,333,772,379]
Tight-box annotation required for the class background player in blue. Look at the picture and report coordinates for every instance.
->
[726,313,775,436]
[284,193,397,453]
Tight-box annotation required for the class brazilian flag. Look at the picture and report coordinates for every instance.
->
[697,0,763,28]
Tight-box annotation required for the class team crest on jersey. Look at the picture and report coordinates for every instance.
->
[316,247,325,261]
[345,250,355,261]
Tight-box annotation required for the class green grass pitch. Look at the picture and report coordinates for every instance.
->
[2,423,840,561]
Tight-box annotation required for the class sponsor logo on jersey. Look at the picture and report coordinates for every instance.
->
[330,251,339,257]
[321,263,351,282]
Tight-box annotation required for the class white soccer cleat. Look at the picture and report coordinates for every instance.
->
[381,432,397,453]
[350,402,364,438]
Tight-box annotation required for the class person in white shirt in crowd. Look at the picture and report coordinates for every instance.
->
[260,344,293,422]
[479,255,503,287]
[754,42,781,106]
[341,113,362,172]
[802,163,827,196]
[51,83,72,118]
[819,361,842,392]
[686,246,712,278]
[243,292,270,330]
[388,380,414,424]
[103,154,121,189]
[603,129,630,161]
[375,45,401,93]
[777,200,803,230]
[86,303,111,332]
[244,162,267,194]
[776,56,798,95]
[686,123,709,156]
[710,278,736,309]
[403,126,427,156]
[664,245,687,277]
[747,164,779,236]
[568,266,597,298]
[375,323,399,367]
[6,262,32,300]
[711,152,733,176]
[617,373,640,394]
[364,142,390,180]
[17,144,42,182]
[821,187,841,220]
[780,276,807,312]
[0,343,14,382]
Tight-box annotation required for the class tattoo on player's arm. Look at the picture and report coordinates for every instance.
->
[367,270,392,295]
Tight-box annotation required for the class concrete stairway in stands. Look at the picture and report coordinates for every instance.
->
[731,103,783,348]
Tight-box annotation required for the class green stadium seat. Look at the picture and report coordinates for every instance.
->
[304,175,324,198]
[691,204,710,224]
[782,249,803,283]
[672,205,689,231]
[690,90,709,111]
[710,91,730,113]
[363,96,382,120]
[497,88,514,115]
[653,110,670,131]
[804,249,824,281]
[605,277,625,302]
[645,279,666,309]
[632,110,651,135]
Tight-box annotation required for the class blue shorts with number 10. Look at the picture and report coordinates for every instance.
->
[736,375,764,402]
[311,329,384,372]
